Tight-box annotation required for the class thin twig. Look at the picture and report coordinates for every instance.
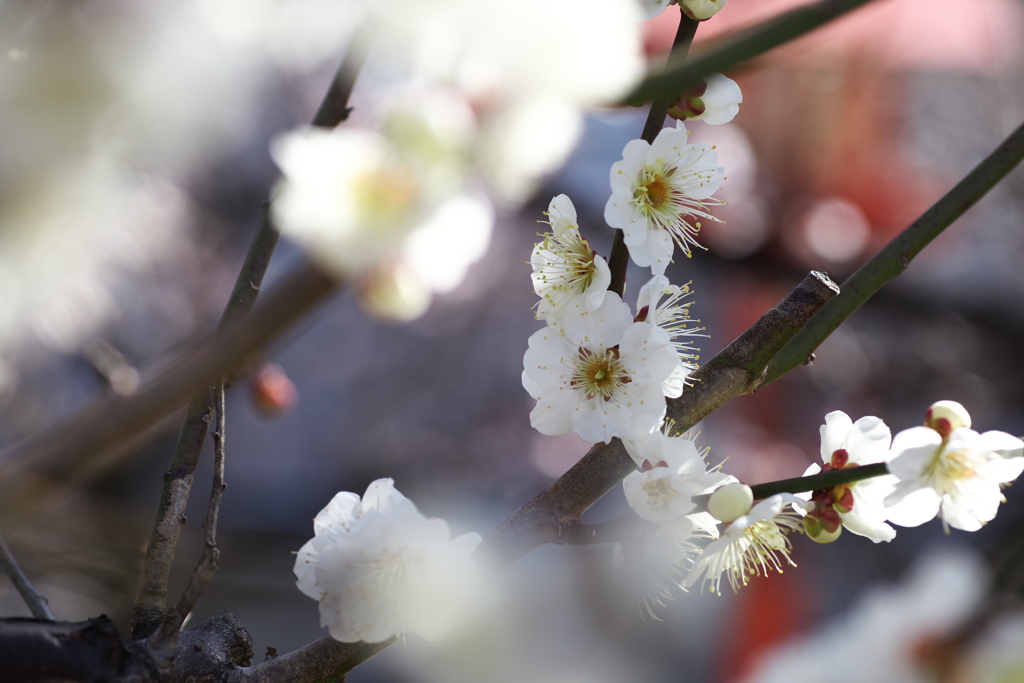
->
[763,119,1024,385]
[625,0,878,104]
[0,534,54,620]
[150,384,228,656]
[130,26,373,637]
[607,10,700,297]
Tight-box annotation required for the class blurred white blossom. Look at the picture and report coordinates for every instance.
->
[294,478,483,643]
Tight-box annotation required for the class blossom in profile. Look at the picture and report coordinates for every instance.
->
[522,294,678,444]
[531,195,610,322]
[635,274,703,398]
[667,73,743,125]
[623,431,732,524]
[294,479,482,643]
[682,493,808,594]
[885,424,1024,532]
[604,121,725,275]
[802,411,897,543]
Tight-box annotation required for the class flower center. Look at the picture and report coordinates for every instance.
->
[571,346,631,401]
[642,476,677,515]
[928,447,978,489]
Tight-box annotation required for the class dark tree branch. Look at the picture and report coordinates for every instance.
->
[130,26,372,637]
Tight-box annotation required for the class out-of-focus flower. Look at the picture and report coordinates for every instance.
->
[635,274,703,398]
[885,423,1024,532]
[682,493,807,594]
[531,195,611,322]
[294,479,482,643]
[737,549,988,683]
[604,121,724,275]
[802,411,897,543]
[367,0,645,199]
[270,127,426,275]
[623,432,731,523]
[667,73,742,125]
[360,192,494,321]
[636,0,675,20]
[614,516,702,618]
[925,399,972,437]
[680,0,727,21]
[522,294,678,444]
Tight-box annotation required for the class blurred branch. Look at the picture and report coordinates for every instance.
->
[763,118,1024,385]
[478,271,839,569]
[131,27,372,638]
[0,535,54,620]
[150,385,227,657]
[625,0,877,104]
[607,10,700,296]
[0,263,337,520]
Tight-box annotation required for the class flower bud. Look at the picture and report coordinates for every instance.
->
[680,0,727,21]
[708,483,753,523]
[250,363,299,416]
[926,400,971,438]
[803,514,842,543]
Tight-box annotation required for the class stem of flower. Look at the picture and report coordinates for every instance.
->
[747,462,889,500]
[606,10,699,297]
[763,118,1024,385]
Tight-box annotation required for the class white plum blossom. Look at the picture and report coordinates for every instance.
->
[802,411,898,543]
[680,0,727,21]
[604,121,725,275]
[682,493,808,595]
[270,127,427,275]
[885,425,1024,532]
[622,431,733,524]
[636,274,703,398]
[294,479,482,643]
[669,73,742,125]
[636,0,674,20]
[614,516,702,618]
[531,195,611,322]
[366,0,644,199]
[522,294,679,444]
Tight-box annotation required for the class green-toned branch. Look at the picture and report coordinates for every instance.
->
[763,119,1024,385]
[566,461,890,545]
[478,271,838,569]
[0,534,54,620]
[625,0,877,104]
[608,10,700,297]
[749,462,889,500]
[130,29,372,637]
